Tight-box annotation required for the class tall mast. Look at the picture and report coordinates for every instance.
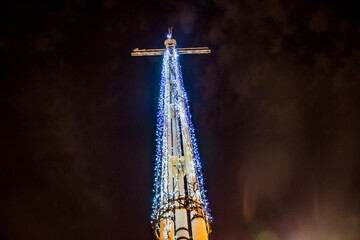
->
[132,30,211,240]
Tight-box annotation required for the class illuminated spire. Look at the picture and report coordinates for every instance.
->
[132,30,211,240]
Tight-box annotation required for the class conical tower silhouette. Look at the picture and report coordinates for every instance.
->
[132,28,212,240]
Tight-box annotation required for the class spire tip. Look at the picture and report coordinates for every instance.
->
[167,27,173,39]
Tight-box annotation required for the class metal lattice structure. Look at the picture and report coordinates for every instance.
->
[132,28,211,240]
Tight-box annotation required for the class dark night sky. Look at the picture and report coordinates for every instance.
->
[1,0,360,239]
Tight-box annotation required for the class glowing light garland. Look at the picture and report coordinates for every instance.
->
[151,48,212,225]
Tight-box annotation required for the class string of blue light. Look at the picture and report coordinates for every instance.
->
[151,47,211,223]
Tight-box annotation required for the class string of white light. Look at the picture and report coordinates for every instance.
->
[151,48,212,225]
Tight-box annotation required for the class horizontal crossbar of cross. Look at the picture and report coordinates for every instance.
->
[131,47,211,56]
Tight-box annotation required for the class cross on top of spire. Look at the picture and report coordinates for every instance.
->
[131,29,211,56]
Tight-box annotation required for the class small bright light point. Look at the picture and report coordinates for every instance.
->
[167,33,171,39]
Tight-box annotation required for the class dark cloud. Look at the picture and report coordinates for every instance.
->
[1,0,359,240]
[194,0,360,239]
[174,3,198,34]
